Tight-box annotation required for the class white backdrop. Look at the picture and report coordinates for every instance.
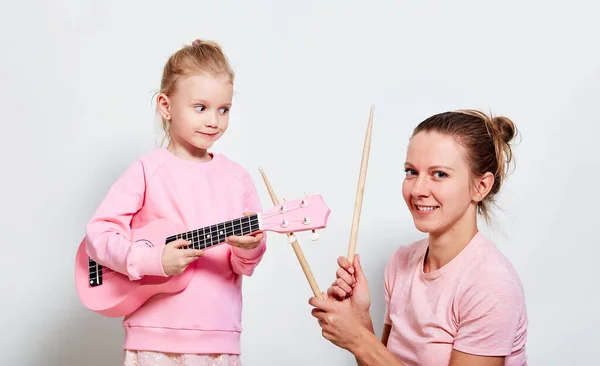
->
[1,1,599,365]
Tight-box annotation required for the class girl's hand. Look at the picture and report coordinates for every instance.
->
[226,232,264,250]
[327,254,371,315]
[225,211,264,250]
[161,239,204,275]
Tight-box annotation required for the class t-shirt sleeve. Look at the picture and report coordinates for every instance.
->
[383,251,398,325]
[453,267,525,356]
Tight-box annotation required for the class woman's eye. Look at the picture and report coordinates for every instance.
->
[433,171,448,178]
[404,168,417,176]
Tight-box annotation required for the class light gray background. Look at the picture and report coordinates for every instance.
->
[1,1,598,365]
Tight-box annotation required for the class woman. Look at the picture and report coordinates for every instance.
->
[309,110,528,366]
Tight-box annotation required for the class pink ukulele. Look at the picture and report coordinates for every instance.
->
[74,195,330,318]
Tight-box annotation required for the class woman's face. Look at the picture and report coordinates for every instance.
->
[402,130,483,236]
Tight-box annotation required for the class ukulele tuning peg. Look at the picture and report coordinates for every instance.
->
[288,234,296,243]
[311,230,319,241]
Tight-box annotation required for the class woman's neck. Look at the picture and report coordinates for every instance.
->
[167,138,211,162]
[423,209,479,273]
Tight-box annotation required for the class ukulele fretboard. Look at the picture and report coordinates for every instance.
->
[88,214,260,287]
[165,214,260,249]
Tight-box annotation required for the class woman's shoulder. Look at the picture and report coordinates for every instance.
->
[385,238,428,275]
[470,234,524,285]
[392,237,428,262]
[458,233,526,302]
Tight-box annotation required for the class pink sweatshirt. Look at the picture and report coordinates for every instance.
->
[85,147,267,355]
[384,231,527,365]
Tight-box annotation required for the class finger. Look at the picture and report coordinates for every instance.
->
[322,329,335,342]
[182,249,204,258]
[327,284,338,297]
[184,256,197,266]
[334,277,353,294]
[225,237,247,247]
[337,256,354,275]
[227,235,260,244]
[308,296,337,312]
[353,254,367,282]
[311,308,326,320]
[336,267,356,288]
[184,251,205,264]
[170,239,192,249]
[327,285,349,300]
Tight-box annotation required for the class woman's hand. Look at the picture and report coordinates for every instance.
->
[161,239,204,275]
[328,254,371,318]
[309,294,369,352]
[312,254,407,366]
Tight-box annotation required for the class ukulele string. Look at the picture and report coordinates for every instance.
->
[260,203,305,220]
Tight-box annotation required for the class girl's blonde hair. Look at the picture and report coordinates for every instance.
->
[157,39,234,143]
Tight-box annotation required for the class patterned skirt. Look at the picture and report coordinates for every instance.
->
[123,350,241,366]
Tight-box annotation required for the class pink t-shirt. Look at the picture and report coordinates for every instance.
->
[85,147,267,355]
[384,232,527,365]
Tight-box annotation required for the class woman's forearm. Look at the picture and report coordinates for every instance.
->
[359,310,375,334]
[355,310,375,366]
[352,328,405,366]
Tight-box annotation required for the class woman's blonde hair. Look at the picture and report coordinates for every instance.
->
[412,109,519,222]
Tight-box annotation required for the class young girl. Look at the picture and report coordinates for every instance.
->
[309,110,528,365]
[85,39,266,366]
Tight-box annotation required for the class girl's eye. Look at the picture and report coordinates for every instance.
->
[433,171,448,178]
[404,168,417,176]
[194,105,205,112]
[219,107,230,114]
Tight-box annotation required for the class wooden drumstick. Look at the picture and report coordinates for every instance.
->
[258,168,324,299]
[347,105,374,262]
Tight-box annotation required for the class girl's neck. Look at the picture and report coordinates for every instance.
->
[167,139,212,163]
[423,208,479,273]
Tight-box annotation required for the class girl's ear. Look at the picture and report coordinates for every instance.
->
[157,93,171,121]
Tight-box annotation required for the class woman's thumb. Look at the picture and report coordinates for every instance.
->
[354,254,367,281]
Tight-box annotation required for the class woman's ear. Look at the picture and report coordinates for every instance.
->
[472,172,494,203]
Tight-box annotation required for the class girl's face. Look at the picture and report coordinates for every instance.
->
[401,130,491,236]
[159,72,233,151]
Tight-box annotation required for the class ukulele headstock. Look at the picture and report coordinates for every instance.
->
[259,194,330,241]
